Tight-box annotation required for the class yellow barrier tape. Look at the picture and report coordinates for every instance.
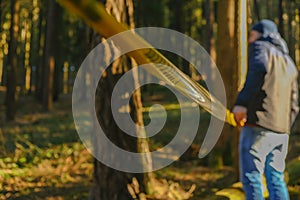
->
[59,0,238,127]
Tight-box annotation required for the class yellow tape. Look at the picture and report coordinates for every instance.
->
[226,110,238,127]
[59,0,238,127]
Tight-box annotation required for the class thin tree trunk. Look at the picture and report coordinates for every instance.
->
[169,0,190,75]
[278,0,285,38]
[36,4,46,101]
[266,0,272,19]
[287,1,295,61]
[42,0,58,110]
[5,0,20,121]
[205,0,216,62]
[247,0,253,25]
[126,0,155,191]
[0,1,3,85]
[233,0,248,180]
[0,1,2,33]
[253,0,260,21]
[29,0,39,93]
[24,18,32,92]
[53,4,63,101]
[295,9,300,70]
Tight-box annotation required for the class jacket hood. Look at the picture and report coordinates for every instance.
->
[258,33,289,54]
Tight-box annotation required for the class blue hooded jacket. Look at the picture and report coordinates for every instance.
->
[235,33,299,133]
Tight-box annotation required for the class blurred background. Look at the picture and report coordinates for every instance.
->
[0,0,300,199]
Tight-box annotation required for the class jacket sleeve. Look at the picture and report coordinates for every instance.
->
[235,42,267,107]
[290,75,299,127]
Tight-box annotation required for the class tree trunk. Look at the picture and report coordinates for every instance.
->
[92,56,146,200]
[5,0,20,121]
[0,1,3,85]
[29,0,40,93]
[266,0,272,19]
[205,0,216,62]
[253,0,260,21]
[247,0,253,25]
[287,1,296,62]
[53,5,63,101]
[278,0,285,38]
[24,16,32,92]
[234,0,248,179]
[209,0,239,171]
[168,0,190,75]
[90,0,153,199]
[0,1,2,33]
[295,8,300,70]
[42,0,59,110]
[35,4,46,101]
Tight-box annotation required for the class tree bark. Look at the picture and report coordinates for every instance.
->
[234,0,248,179]
[24,15,32,92]
[90,0,153,199]
[35,3,46,101]
[168,0,190,75]
[5,0,20,121]
[29,0,40,93]
[42,0,59,110]
[0,1,3,85]
[209,0,239,172]
[205,0,216,62]
[0,0,2,33]
[53,5,63,101]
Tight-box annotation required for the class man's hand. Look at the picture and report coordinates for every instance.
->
[232,105,247,127]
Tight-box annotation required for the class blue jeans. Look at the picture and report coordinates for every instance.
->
[239,126,289,200]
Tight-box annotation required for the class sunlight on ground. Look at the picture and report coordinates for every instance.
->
[1,93,300,199]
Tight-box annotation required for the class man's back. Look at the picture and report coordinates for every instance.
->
[236,34,299,133]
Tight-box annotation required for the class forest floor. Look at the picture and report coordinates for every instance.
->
[1,91,300,200]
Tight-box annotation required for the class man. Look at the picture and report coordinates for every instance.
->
[233,19,299,200]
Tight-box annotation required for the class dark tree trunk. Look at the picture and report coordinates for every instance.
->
[168,0,190,75]
[92,56,144,200]
[5,0,20,121]
[0,1,3,86]
[205,0,216,62]
[42,0,59,110]
[53,5,63,101]
[90,0,153,199]
[278,0,285,38]
[35,3,46,101]
[29,0,40,94]
[253,0,260,20]
[287,1,296,61]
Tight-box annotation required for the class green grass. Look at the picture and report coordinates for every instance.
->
[0,94,93,200]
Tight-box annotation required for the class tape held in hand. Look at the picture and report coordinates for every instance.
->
[63,0,238,171]
[59,0,237,126]
[226,110,238,127]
